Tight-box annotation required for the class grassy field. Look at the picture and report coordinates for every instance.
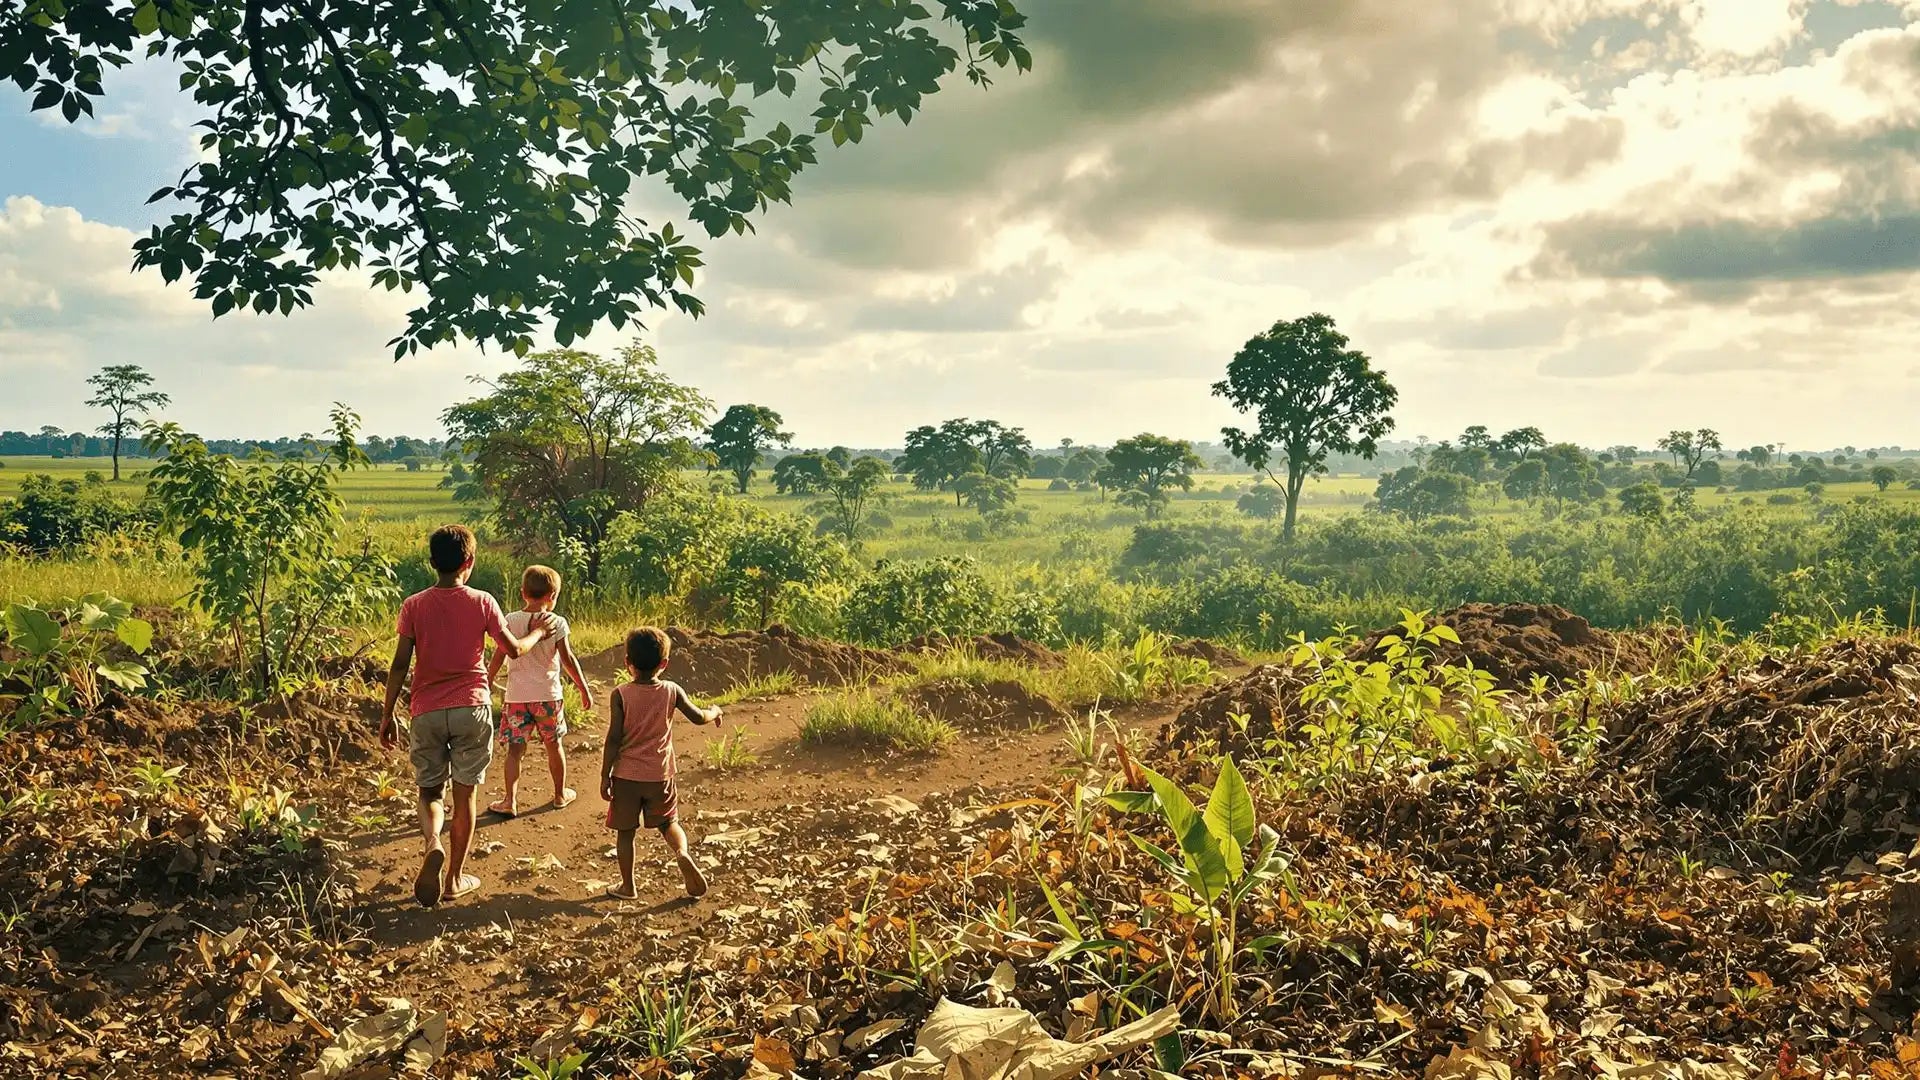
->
[5,453,1916,627]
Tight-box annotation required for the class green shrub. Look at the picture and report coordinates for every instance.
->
[842,557,1001,646]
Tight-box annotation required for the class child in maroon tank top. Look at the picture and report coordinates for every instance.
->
[599,627,719,900]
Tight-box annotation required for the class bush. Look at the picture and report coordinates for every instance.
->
[1047,478,1072,492]
[0,474,150,554]
[842,557,1003,646]
[1147,563,1324,647]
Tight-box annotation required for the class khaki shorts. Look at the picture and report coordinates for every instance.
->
[409,705,494,789]
[607,778,677,830]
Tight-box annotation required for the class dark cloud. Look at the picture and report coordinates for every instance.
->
[1536,212,1920,292]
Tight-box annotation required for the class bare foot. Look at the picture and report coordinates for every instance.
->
[677,855,708,899]
[442,873,482,901]
[485,800,517,818]
[604,883,639,900]
[414,848,446,908]
[552,788,577,810]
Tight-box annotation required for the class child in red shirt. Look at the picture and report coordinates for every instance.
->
[381,525,553,908]
[600,627,719,901]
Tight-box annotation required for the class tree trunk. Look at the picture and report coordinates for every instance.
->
[110,427,122,481]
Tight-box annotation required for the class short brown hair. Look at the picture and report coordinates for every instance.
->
[428,524,476,573]
[521,564,562,600]
[626,627,670,673]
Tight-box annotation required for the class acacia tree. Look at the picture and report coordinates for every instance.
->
[1491,426,1546,468]
[772,453,831,495]
[899,421,982,504]
[707,404,791,494]
[1096,433,1202,520]
[85,364,169,480]
[812,456,890,544]
[1657,429,1723,479]
[1872,465,1898,492]
[442,344,710,585]
[4,2,1029,356]
[1211,313,1397,540]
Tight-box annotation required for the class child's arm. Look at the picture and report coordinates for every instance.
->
[599,692,625,801]
[380,635,414,750]
[671,684,721,727]
[485,644,507,694]
[557,637,593,712]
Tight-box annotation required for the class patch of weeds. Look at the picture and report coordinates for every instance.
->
[703,729,760,770]
[595,975,712,1065]
[708,669,798,706]
[800,692,955,753]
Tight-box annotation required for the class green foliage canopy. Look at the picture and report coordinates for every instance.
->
[1212,313,1397,540]
[441,344,711,584]
[3,0,1030,355]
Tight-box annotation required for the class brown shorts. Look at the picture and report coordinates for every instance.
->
[607,778,678,831]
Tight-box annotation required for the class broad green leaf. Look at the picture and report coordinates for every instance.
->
[78,602,115,631]
[96,660,149,690]
[1204,757,1256,854]
[1153,1033,1187,1073]
[5,605,61,656]
[116,617,155,655]
[1101,790,1156,814]
[1430,623,1461,644]
[1144,768,1228,901]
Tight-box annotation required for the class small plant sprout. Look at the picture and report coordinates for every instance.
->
[513,1052,589,1080]
[1064,699,1107,767]
[703,728,759,770]
[1104,756,1286,1022]
[129,760,185,797]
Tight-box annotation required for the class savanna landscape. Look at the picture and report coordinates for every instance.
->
[6,3,1920,1080]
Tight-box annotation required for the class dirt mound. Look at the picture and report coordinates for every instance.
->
[1357,602,1654,689]
[902,632,1063,667]
[901,678,1069,730]
[1599,637,1920,866]
[1166,638,1247,668]
[583,625,902,697]
[1162,663,1314,755]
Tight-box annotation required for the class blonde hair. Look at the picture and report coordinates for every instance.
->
[521,564,562,600]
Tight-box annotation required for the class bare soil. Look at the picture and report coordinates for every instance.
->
[581,625,904,696]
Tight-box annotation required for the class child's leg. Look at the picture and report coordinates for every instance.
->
[612,828,638,898]
[445,781,479,886]
[660,822,707,897]
[542,702,573,806]
[545,738,570,804]
[489,709,527,815]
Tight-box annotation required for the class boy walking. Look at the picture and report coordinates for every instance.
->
[381,525,553,908]
[601,627,720,901]
[485,565,593,816]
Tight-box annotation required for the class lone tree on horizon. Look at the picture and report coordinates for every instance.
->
[1212,313,1398,540]
[3,1,1030,357]
[707,404,791,494]
[85,364,169,481]
[1657,428,1723,479]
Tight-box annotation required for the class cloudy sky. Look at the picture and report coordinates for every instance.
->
[3,0,1918,450]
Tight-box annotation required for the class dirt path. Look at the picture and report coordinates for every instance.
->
[340,691,1177,1021]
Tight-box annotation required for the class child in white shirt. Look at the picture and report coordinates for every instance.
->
[485,565,593,815]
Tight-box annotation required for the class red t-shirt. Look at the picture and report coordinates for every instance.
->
[396,586,512,717]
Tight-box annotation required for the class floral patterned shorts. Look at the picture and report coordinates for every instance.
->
[497,700,567,746]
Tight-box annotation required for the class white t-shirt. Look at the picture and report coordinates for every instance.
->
[502,610,570,703]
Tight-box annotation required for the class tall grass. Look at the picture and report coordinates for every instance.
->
[707,670,799,706]
[800,692,955,752]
